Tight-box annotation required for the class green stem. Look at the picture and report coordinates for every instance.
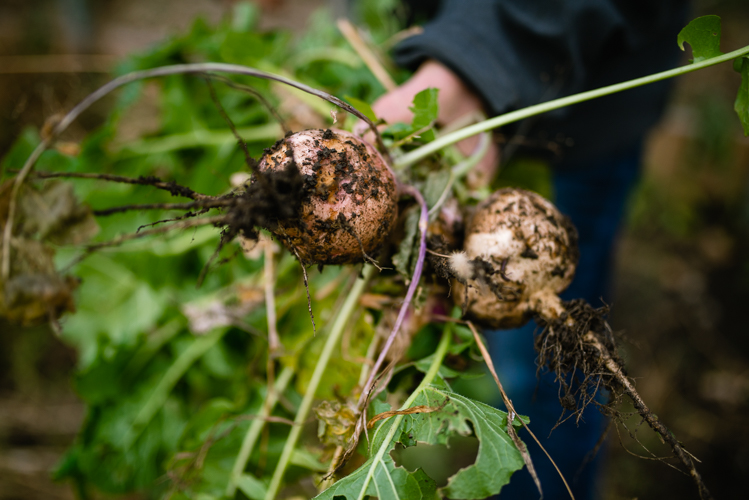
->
[264,265,375,500]
[226,365,294,497]
[355,323,452,500]
[395,45,749,169]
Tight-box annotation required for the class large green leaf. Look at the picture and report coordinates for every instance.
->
[677,15,724,63]
[316,454,439,500]
[425,391,525,499]
[315,386,525,500]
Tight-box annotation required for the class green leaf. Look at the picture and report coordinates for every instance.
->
[123,328,227,447]
[231,1,259,32]
[677,15,724,63]
[421,390,525,499]
[410,88,439,142]
[410,88,439,129]
[345,95,378,123]
[734,56,749,136]
[179,398,235,448]
[315,386,525,500]
[315,454,439,500]
[382,122,416,141]
[413,356,486,381]
[237,473,267,500]
[290,448,329,472]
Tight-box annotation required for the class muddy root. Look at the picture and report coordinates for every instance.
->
[535,300,713,500]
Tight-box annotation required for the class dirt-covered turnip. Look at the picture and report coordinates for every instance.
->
[258,129,398,265]
[453,188,578,328]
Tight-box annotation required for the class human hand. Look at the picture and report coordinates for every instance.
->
[355,59,499,187]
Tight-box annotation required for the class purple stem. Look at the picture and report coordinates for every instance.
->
[358,183,428,407]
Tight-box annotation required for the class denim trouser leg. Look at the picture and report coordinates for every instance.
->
[489,147,641,500]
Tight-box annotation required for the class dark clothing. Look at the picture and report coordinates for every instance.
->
[393,0,688,165]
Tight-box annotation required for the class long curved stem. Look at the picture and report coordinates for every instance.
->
[395,45,749,169]
[357,185,427,408]
[2,62,385,280]
[264,265,375,500]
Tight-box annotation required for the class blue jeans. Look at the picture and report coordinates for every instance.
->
[489,146,641,500]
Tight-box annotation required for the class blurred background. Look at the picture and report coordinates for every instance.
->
[1,0,749,499]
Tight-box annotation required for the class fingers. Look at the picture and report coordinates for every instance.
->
[354,59,499,186]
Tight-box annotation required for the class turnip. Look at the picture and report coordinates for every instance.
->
[257,128,398,266]
[451,188,578,328]
[445,188,712,498]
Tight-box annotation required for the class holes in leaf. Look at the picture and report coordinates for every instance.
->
[390,435,479,486]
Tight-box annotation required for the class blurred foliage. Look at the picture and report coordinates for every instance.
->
[0,1,395,497]
[0,2,510,498]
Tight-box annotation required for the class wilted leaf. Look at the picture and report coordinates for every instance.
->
[316,400,358,448]
[182,284,264,334]
[677,15,724,63]
[423,168,451,210]
[18,181,99,245]
[0,180,96,325]
[392,206,420,278]
[1,271,79,325]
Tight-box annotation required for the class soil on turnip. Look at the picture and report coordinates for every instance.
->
[256,129,398,265]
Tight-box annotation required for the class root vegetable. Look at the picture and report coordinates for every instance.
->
[453,188,578,328]
[258,129,398,265]
[449,189,713,498]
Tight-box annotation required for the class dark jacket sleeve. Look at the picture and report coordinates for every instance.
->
[393,0,688,163]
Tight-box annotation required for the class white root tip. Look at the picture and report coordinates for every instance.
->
[531,291,566,322]
[448,251,473,281]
